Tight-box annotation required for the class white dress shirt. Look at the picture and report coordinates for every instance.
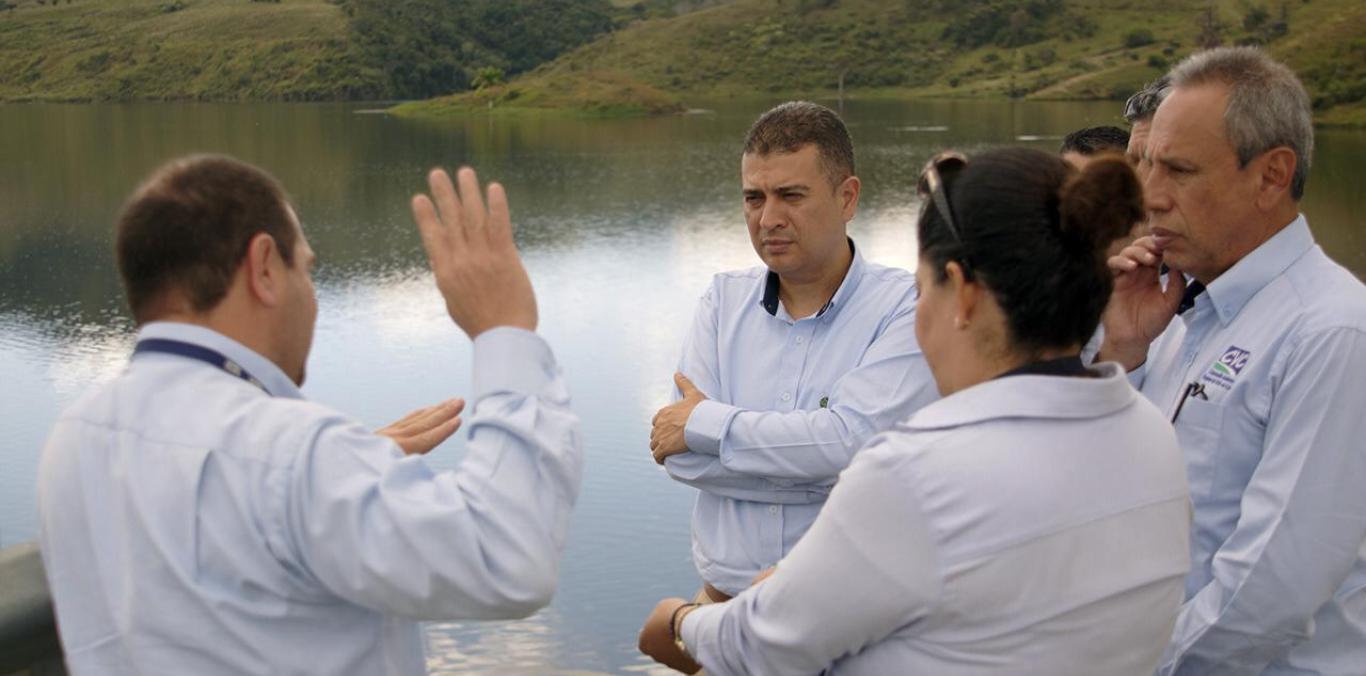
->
[665,244,938,594]
[1127,216,1366,675]
[37,322,582,675]
[681,362,1192,675]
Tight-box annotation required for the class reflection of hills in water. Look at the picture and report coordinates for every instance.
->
[2,99,1362,325]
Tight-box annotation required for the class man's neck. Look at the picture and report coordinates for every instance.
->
[1197,207,1300,285]
[155,307,279,371]
[777,247,854,319]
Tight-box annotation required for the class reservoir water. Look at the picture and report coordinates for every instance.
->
[2,99,1362,674]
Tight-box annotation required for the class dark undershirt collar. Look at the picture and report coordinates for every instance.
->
[761,238,856,317]
[995,355,1091,380]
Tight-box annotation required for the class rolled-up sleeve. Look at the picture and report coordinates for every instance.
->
[681,443,942,675]
[1160,327,1366,674]
[283,327,583,621]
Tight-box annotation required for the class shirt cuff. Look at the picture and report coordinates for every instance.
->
[680,602,725,667]
[471,327,557,400]
[684,399,737,456]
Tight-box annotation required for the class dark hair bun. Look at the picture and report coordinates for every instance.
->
[1058,156,1143,254]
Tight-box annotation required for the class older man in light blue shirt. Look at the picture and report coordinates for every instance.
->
[649,102,937,599]
[38,157,581,674]
[1102,48,1366,675]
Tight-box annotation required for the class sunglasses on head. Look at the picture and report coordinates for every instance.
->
[916,151,968,244]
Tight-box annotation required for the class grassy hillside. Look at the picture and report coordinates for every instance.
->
[412,0,1364,120]
[2,0,1360,119]
[0,0,622,102]
[0,0,373,102]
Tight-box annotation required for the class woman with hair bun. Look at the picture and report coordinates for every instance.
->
[641,147,1192,675]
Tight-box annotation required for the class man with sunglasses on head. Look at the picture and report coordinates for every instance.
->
[1101,48,1366,675]
[1123,75,1171,177]
[646,101,938,609]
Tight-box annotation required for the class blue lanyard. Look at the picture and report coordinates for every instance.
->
[133,338,270,395]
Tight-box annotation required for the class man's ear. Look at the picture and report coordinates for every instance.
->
[1255,146,1296,210]
[839,175,861,222]
[243,232,284,308]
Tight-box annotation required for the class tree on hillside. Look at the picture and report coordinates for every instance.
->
[340,0,614,99]
[942,0,1070,50]
[471,66,504,90]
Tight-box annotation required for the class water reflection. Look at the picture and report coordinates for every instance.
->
[1,99,1362,672]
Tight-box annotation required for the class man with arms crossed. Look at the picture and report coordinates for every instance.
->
[648,102,937,603]
[1101,48,1366,674]
[38,156,582,674]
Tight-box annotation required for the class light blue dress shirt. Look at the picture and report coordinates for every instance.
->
[37,322,582,675]
[665,244,938,594]
[1128,216,1366,675]
[680,363,1192,675]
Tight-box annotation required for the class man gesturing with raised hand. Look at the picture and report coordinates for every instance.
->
[38,158,582,676]
[413,167,539,337]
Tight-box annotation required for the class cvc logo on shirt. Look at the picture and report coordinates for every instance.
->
[1201,346,1251,391]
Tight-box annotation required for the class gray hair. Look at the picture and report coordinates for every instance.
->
[1122,75,1171,124]
[1168,46,1314,200]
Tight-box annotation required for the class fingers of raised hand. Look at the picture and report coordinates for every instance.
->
[412,194,452,270]
[427,168,465,234]
[486,181,515,247]
[456,167,488,236]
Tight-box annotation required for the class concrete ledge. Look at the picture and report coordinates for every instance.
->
[0,542,64,674]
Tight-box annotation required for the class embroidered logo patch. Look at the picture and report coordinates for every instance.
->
[1201,346,1250,391]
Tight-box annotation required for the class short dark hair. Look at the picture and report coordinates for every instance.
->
[116,155,297,324]
[742,101,855,186]
[1059,126,1130,156]
[918,148,1143,353]
[1123,75,1172,124]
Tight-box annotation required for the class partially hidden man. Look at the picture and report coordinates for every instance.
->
[1101,48,1366,674]
[648,102,938,602]
[37,157,583,674]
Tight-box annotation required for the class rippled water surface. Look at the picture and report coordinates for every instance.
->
[2,100,1362,673]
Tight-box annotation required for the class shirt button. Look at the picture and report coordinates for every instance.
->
[769,506,779,514]
[781,392,792,401]
[795,336,804,344]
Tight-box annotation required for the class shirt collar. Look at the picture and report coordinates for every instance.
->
[1202,214,1314,326]
[759,238,865,323]
[903,361,1134,431]
[133,321,304,400]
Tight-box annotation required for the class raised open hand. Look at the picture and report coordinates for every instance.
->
[411,167,538,339]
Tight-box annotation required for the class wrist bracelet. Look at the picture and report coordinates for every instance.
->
[670,602,701,642]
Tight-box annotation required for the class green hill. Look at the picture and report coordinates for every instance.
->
[2,0,1360,122]
[0,0,365,101]
[403,0,1364,121]
[0,0,619,102]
